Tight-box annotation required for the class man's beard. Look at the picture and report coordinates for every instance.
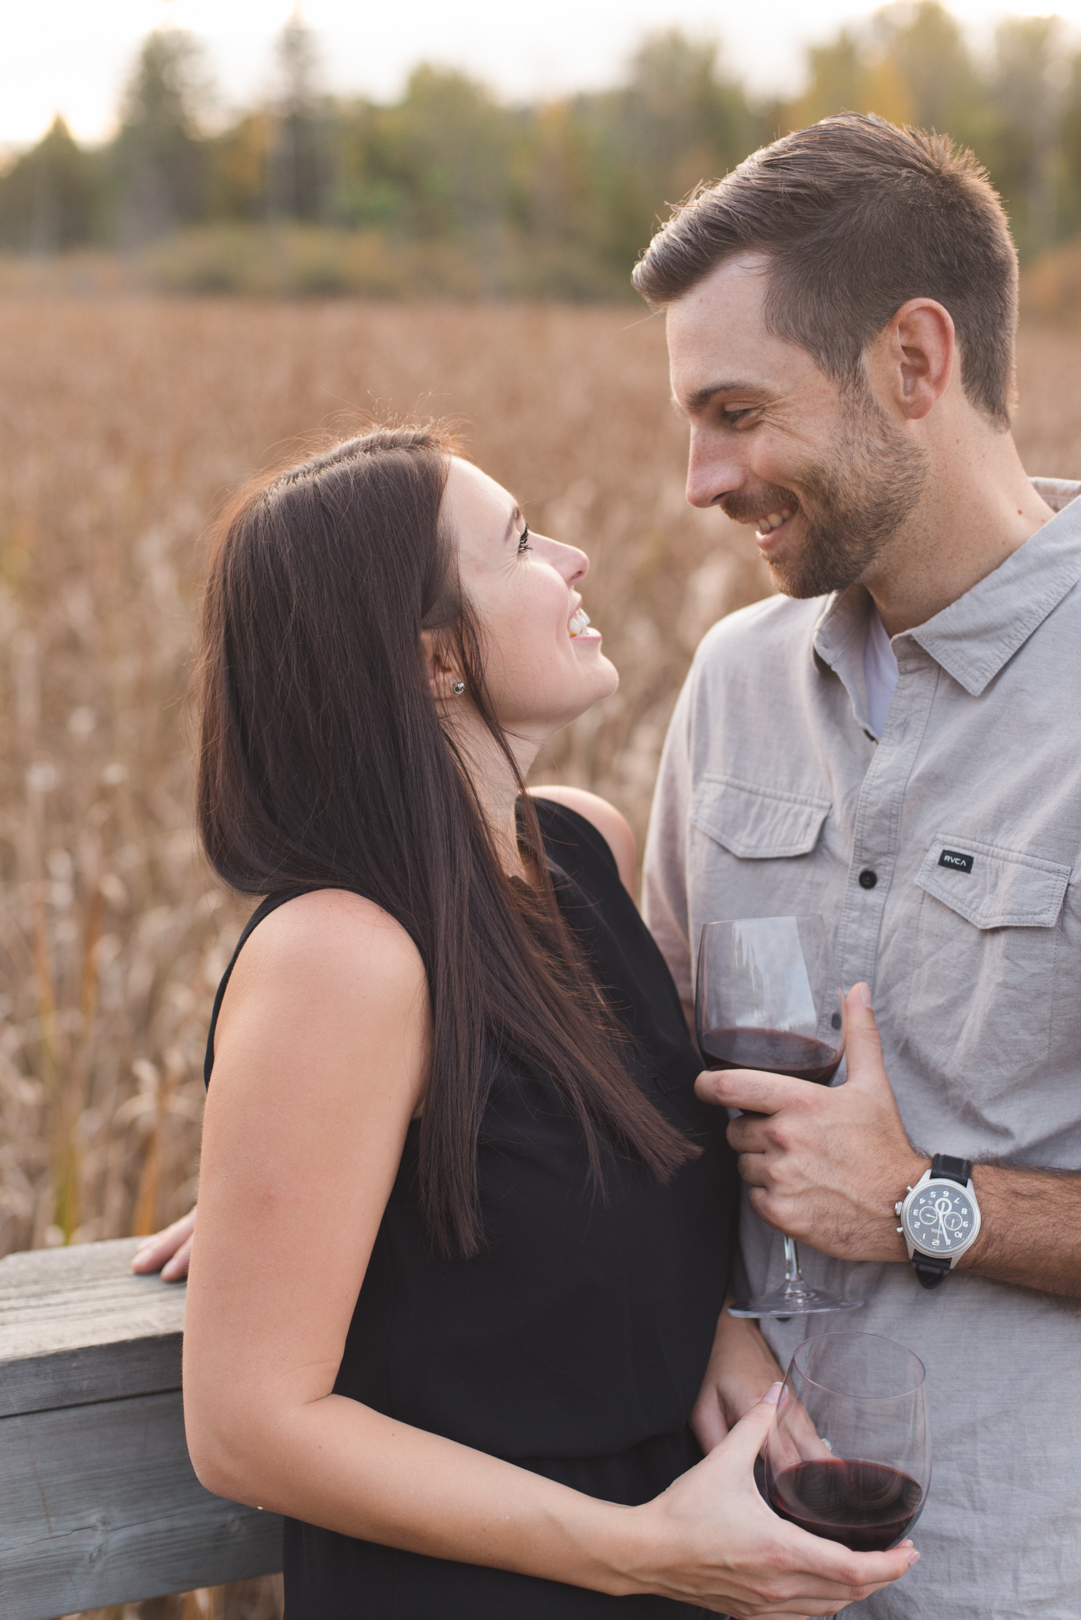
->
[721,385,929,599]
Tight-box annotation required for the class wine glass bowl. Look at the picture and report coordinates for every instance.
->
[696,915,845,1084]
[695,916,861,1317]
[765,1332,930,1553]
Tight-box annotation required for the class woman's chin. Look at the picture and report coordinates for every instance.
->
[568,658,620,718]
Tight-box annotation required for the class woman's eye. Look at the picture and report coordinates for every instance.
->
[517,526,532,554]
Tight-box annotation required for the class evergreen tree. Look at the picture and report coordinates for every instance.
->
[267,13,327,221]
[0,117,97,250]
[112,28,209,244]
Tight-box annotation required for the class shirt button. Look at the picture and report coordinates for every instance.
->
[858,869,878,889]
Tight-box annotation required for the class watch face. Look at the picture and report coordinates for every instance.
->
[904,1180,975,1255]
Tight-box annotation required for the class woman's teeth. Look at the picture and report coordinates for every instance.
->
[756,506,795,534]
[569,608,591,637]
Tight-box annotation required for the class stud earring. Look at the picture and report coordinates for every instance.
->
[451,680,466,695]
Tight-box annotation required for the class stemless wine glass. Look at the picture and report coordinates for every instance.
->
[695,915,862,1317]
[764,1332,931,1553]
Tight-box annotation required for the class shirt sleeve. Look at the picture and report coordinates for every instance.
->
[642,662,697,1008]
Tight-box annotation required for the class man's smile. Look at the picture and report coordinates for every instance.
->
[754,504,797,542]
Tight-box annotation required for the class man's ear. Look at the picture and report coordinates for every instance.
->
[421,629,461,700]
[870,298,955,422]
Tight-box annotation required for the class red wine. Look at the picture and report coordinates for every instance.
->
[698,1026,841,1084]
[767,1459,923,1553]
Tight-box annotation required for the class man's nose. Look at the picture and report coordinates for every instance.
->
[685,432,747,511]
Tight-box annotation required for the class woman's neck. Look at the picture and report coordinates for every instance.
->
[448,715,540,882]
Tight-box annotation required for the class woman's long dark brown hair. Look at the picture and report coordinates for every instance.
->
[199,425,697,1256]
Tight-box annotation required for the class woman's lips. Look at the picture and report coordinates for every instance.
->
[569,607,601,642]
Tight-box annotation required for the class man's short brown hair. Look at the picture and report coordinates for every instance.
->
[633,113,1018,428]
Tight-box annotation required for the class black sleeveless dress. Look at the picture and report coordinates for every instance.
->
[204,799,739,1618]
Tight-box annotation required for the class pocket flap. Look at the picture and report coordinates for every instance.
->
[690,776,830,860]
[915,835,1070,929]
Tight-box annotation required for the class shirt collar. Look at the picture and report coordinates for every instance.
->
[813,480,1081,698]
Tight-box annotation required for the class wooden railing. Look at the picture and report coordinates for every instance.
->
[0,1238,281,1619]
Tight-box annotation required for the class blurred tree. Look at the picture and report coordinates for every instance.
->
[985,16,1067,255]
[268,12,329,221]
[386,67,515,241]
[112,28,210,243]
[1055,51,1081,242]
[787,26,913,128]
[517,32,754,285]
[9,10,1081,294]
[872,2,984,139]
[0,117,98,251]
[206,113,272,221]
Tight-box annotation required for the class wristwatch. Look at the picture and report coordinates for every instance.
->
[895,1154,981,1290]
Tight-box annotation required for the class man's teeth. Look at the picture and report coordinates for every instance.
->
[757,507,795,532]
[569,608,591,637]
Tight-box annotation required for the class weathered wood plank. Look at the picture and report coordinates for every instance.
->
[0,1390,282,1620]
[0,1239,184,1417]
[0,1240,284,1617]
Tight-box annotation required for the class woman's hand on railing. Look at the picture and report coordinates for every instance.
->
[131,1207,196,1282]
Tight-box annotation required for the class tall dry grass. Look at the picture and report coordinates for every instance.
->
[0,295,773,1256]
[2,298,1079,1619]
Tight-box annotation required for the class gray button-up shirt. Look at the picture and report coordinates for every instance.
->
[643,480,1081,1620]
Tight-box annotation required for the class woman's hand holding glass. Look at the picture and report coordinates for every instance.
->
[626,1382,919,1616]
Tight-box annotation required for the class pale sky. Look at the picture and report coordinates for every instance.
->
[4,0,1081,150]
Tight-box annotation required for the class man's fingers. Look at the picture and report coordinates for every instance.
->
[131,1208,197,1274]
[726,1113,776,1153]
[735,1153,770,1189]
[160,1235,194,1282]
[839,983,889,1089]
[696,1068,806,1114]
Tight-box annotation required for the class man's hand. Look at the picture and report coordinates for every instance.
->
[131,1207,195,1282]
[691,1306,784,1454]
[696,984,928,1264]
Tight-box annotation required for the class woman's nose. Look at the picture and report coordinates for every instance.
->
[540,533,588,582]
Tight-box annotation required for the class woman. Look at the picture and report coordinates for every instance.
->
[164,426,917,1616]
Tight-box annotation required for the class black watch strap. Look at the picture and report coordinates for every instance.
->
[930,1153,973,1186]
[913,1253,952,1290]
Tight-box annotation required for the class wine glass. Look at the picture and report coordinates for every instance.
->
[764,1331,930,1552]
[695,915,862,1317]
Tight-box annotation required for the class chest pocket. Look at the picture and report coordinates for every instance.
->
[907,833,1071,1092]
[688,776,832,932]
[690,776,830,859]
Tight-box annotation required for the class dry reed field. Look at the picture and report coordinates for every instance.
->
[1,298,1079,1620]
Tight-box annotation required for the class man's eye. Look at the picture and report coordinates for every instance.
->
[723,408,753,426]
[517,526,532,553]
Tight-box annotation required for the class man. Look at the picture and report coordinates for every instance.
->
[637,114,1081,1618]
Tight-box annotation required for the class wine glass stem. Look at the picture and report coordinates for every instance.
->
[783,1234,804,1287]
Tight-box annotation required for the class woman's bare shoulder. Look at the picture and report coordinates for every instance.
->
[219,888,427,1035]
[528,786,637,894]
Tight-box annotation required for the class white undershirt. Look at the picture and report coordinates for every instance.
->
[863,607,899,737]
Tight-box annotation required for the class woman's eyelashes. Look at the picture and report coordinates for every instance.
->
[516,525,532,554]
